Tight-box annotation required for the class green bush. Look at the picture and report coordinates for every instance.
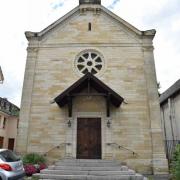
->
[171,144,180,180]
[23,153,46,165]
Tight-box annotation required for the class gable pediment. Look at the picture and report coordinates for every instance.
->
[25,5,156,44]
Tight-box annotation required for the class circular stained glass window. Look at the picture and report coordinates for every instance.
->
[75,50,104,75]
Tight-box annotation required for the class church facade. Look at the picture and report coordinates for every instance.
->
[17,0,168,175]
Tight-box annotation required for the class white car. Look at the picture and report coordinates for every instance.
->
[0,149,25,180]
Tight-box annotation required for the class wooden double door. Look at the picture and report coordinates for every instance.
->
[77,118,101,159]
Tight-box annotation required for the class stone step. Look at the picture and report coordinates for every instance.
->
[61,159,120,163]
[35,159,147,180]
[35,174,146,180]
[55,162,121,167]
[41,169,136,176]
[48,165,124,171]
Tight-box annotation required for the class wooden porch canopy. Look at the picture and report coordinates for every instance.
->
[54,73,124,117]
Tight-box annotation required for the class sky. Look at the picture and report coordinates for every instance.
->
[0,0,180,107]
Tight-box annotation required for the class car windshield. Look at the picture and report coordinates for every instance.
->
[0,150,20,162]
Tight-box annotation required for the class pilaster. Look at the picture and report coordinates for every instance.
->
[143,46,169,174]
[16,47,39,153]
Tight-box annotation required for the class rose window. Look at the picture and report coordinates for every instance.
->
[75,50,104,75]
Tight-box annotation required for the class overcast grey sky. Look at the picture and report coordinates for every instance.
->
[0,0,180,107]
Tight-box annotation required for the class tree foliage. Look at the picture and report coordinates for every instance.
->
[171,144,180,179]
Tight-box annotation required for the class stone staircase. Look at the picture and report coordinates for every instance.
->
[34,159,148,180]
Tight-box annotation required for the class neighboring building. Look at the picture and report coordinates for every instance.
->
[0,66,4,84]
[16,0,168,176]
[0,97,20,151]
[160,79,180,161]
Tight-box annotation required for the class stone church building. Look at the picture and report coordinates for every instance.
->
[17,0,168,176]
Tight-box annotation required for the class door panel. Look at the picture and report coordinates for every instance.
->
[77,118,101,159]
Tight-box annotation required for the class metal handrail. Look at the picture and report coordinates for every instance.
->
[44,143,71,156]
[106,143,138,156]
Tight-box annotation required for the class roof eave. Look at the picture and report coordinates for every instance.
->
[142,29,156,39]
[25,31,39,41]
[54,73,124,108]
[160,79,180,104]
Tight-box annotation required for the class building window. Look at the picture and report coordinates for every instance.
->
[0,136,4,148]
[8,138,15,151]
[9,104,12,112]
[3,101,6,109]
[75,50,105,76]
[1,101,4,108]
[3,117,6,129]
[88,23,91,31]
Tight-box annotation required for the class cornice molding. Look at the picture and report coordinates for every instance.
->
[27,47,39,53]
[142,46,154,52]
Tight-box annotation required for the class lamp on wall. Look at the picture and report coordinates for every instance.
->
[67,119,71,127]
[107,119,111,128]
